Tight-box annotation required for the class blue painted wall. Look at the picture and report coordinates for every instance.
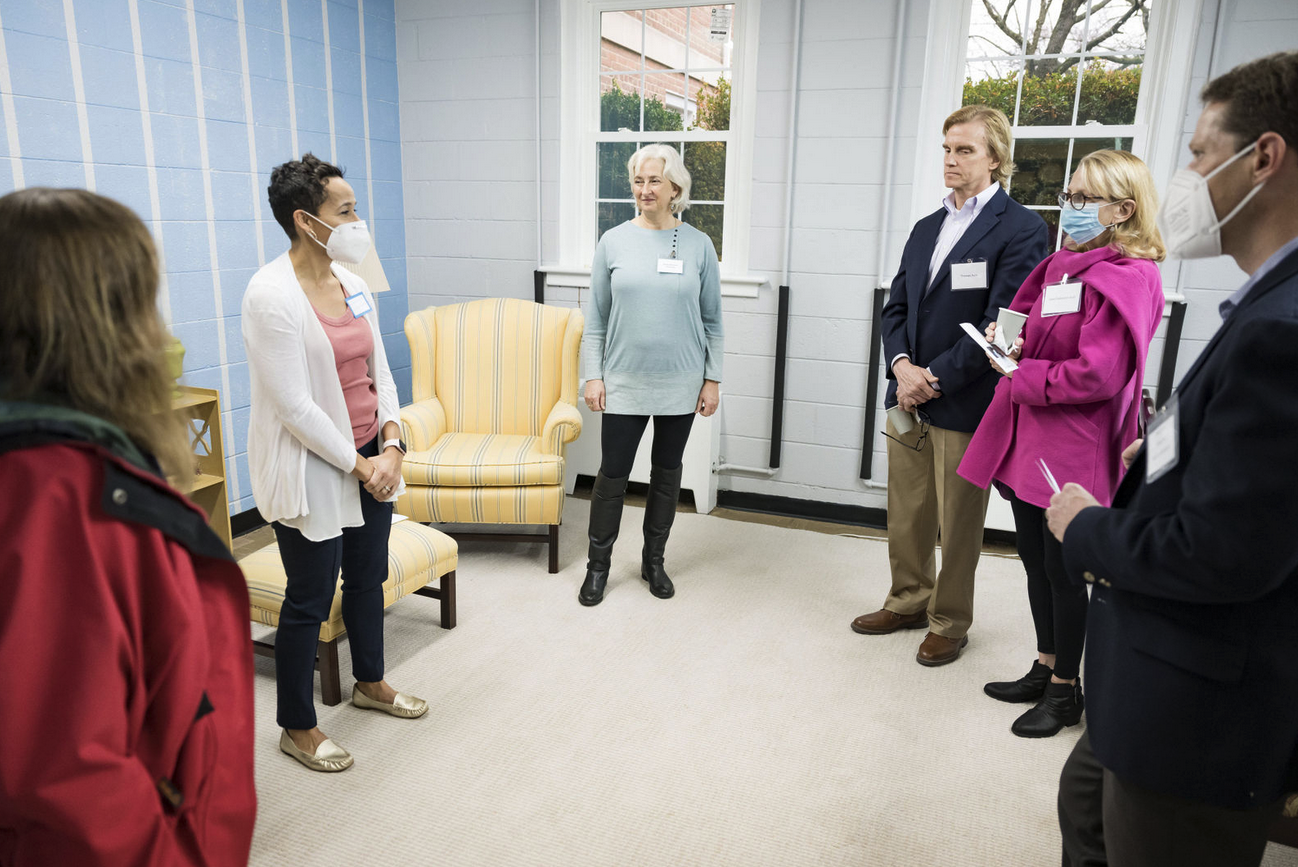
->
[0,0,408,517]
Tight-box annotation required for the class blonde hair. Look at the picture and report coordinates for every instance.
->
[944,104,1015,188]
[1074,150,1166,262]
[627,143,692,213]
[0,188,192,482]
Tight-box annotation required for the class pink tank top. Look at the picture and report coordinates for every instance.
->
[315,306,380,447]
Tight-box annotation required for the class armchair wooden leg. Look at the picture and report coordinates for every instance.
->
[548,524,559,573]
[317,639,342,707]
[440,570,456,628]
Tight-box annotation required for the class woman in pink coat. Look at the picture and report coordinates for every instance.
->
[959,150,1166,737]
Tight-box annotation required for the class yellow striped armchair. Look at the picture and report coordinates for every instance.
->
[398,298,584,572]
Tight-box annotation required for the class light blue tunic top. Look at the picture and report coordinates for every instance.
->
[582,220,725,416]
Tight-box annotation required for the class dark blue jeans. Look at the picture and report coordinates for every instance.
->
[272,436,393,729]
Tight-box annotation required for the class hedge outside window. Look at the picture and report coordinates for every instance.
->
[963,0,1153,250]
[596,5,734,261]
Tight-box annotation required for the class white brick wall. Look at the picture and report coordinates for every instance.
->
[393,0,1298,514]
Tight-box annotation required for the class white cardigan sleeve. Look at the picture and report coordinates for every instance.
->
[243,280,358,474]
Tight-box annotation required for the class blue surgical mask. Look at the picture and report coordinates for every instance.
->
[1058,202,1114,245]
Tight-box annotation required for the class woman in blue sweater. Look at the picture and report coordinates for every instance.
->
[578,144,724,606]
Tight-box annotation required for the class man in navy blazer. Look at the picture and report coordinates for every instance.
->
[853,105,1048,666]
[1047,51,1298,867]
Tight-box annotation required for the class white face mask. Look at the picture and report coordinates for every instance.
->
[1158,140,1264,260]
[304,211,372,264]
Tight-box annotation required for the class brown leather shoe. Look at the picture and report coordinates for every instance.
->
[916,632,969,666]
[851,608,929,635]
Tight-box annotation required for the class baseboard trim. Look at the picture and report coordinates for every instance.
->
[717,489,1017,548]
[231,507,267,537]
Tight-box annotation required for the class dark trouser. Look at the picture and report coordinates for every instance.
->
[273,436,393,730]
[1059,731,1284,867]
[1008,490,1088,681]
[600,413,695,476]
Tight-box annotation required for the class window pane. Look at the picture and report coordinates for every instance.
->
[1084,0,1153,54]
[1037,208,1063,252]
[598,201,636,241]
[1023,0,1089,56]
[967,0,1028,57]
[683,140,725,201]
[643,72,688,132]
[687,4,735,70]
[601,74,643,132]
[692,71,731,131]
[1010,138,1071,207]
[1068,136,1134,179]
[1017,62,1080,126]
[963,60,1021,122]
[600,10,642,73]
[683,203,723,261]
[598,142,637,199]
[1077,58,1142,125]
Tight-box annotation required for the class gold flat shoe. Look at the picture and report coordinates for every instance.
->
[279,730,354,772]
[351,684,429,719]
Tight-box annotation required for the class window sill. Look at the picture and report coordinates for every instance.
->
[541,264,768,298]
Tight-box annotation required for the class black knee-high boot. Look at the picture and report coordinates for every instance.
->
[641,463,682,599]
[579,471,628,606]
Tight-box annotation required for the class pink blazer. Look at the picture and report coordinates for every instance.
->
[958,245,1164,509]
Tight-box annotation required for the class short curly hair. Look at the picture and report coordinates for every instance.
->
[1200,50,1298,151]
[267,153,344,240]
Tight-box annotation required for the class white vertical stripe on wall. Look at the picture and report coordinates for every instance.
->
[357,0,374,243]
[321,0,337,162]
[126,0,171,322]
[281,0,299,157]
[184,0,239,504]
[235,0,266,267]
[61,0,96,190]
[0,8,22,189]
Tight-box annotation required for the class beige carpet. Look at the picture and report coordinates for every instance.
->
[246,498,1298,867]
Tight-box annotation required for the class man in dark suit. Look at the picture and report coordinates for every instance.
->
[853,105,1048,666]
[1047,51,1298,867]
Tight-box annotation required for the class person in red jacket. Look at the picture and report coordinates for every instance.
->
[0,188,257,866]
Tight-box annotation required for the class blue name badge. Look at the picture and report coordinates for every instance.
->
[344,291,372,318]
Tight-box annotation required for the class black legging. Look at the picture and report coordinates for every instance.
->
[600,413,695,478]
[1007,489,1089,681]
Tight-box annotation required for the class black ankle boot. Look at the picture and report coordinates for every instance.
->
[641,463,682,599]
[984,660,1053,703]
[1011,677,1084,738]
[579,471,628,606]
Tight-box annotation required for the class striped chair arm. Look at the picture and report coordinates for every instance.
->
[540,401,582,455]
[401,398,448,451]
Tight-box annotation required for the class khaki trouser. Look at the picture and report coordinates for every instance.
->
[883,417,991,638]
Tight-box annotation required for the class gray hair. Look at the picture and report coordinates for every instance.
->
[626,143,692,213]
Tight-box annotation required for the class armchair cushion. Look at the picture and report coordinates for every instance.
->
[403,432,564,487]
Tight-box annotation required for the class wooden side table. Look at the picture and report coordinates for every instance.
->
[172,386,232,552]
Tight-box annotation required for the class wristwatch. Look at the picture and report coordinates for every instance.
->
[382,438,406,454]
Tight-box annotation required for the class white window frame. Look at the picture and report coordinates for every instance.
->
[908,0,1205,241]
[554,0,765,297]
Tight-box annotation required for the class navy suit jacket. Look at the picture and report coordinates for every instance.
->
[1063,245,1298,810]
[880,187,1049,432]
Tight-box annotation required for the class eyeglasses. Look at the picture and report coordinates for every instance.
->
[1057,191,1115,211]
[882,408,931,452]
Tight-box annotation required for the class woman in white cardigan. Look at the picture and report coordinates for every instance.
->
[242,154,426,773]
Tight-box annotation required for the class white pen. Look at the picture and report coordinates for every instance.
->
[1037,457,1061,494]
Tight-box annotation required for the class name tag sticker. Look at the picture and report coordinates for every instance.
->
[657,257,684,275]
[1042,280,1084,316]
[1145,397,1179,483]
[345,291,373,318]
[950,260,987,291]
